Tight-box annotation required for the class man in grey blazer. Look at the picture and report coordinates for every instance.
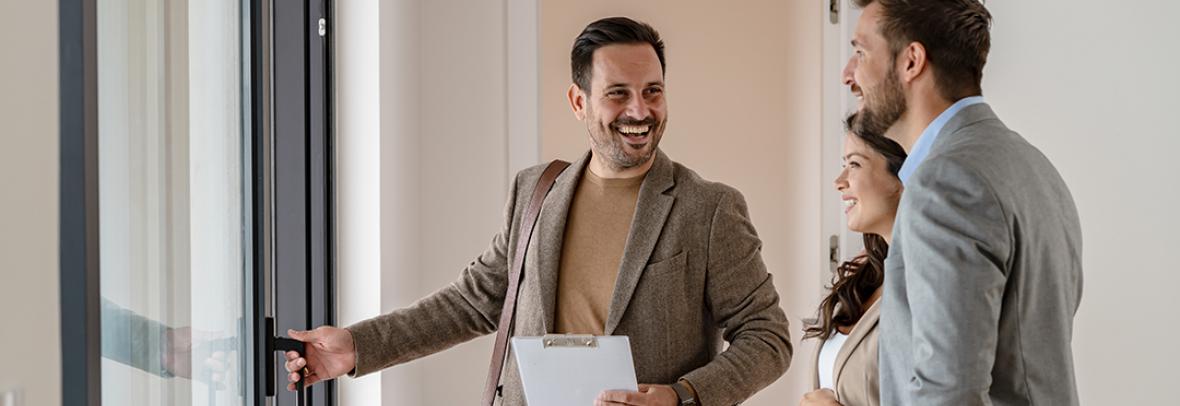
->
[844,1,1083,405]
[279,17,792,406]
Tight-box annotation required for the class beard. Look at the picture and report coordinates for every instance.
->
[851,67,907,139]
[587,113,665,170]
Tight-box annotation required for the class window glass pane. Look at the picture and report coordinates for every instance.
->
[97,0,249,404]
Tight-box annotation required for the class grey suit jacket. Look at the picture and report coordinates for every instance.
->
[807,300,880,406]
[346,150,793,405]
[879,103,1083,406]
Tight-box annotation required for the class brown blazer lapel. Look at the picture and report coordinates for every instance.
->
[603,151,676,334]
[832,299,882,387]
[531,152,590,333]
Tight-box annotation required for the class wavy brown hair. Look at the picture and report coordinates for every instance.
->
[805,115,906,340]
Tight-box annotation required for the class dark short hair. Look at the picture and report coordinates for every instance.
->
[570,17,666,94]
[853,0,992,101]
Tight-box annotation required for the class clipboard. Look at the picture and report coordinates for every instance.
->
[512,335,638,405]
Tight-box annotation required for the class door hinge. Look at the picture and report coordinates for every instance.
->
[830,0,840,24]
[318,17,327,37]
[828,234,840,273]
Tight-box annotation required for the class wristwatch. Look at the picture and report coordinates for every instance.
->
[670,379,698,406]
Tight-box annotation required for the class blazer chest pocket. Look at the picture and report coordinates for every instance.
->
[644,250,688,281]
[639,251,690,314]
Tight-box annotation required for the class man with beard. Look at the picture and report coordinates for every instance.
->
[279,17,792,406]
[844,1,1083,405]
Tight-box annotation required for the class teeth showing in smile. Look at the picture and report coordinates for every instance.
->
[617,124,651,135]
[843,199,858,209]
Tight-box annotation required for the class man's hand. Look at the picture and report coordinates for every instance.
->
[162,326,198,379]
[163,327,224,378]
[283,326,357,390]
[596,384,679,406]
[799,389,842,406]
[162,327,231,389]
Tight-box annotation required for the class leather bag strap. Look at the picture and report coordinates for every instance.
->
[480,159,570,405]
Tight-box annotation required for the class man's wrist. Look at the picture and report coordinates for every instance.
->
[671,379,699,405]
[343,326,361,377]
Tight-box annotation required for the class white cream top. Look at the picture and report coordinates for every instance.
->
[818,331,850,390]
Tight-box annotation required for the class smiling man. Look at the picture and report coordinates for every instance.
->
[844,1,1083,405]
[279,17,792,406]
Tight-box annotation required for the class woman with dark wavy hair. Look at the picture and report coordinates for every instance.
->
[799,123,906,406]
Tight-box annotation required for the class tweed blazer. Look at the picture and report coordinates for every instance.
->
[807,300,880,406]
[346,150,793,405]
[879,103,1083,406]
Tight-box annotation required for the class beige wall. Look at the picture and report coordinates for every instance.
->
[541,1,823,403]
[0,0,61,405]
[417,0,512,404]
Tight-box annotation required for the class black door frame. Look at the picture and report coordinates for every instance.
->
[59,0,100,404]
[251,0,336,405]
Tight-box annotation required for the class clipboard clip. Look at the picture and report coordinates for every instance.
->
[541,334,598,348]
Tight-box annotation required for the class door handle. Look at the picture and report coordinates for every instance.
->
[266,317,306,406]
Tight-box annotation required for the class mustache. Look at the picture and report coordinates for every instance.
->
[612,116,658,128]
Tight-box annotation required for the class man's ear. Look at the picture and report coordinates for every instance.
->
[899,41,928,84]
[568,83,587,120]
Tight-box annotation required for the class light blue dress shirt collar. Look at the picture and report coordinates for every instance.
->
[897,96,985,185]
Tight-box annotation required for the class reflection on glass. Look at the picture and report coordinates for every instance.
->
[98,0,248,404]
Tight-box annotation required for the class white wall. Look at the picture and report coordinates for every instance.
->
[981,2,1180,404]
[0,0,61,405]
[540,1,823,404]
[335,0,384,404]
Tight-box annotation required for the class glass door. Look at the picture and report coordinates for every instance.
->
[95,0,253,405]
[62,0,333,404]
